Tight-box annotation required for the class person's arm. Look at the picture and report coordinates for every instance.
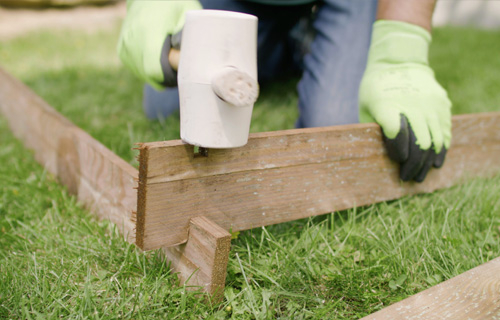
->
[117,0,202,90]
[359,0,452,182]
[377,0,436,32]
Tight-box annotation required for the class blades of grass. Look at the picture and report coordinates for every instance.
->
[235,253,258,317]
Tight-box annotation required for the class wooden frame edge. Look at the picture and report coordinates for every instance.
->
[362,256,500,319]
[137,112,500,250]
[0,66,231,297]
[2,65,500,316]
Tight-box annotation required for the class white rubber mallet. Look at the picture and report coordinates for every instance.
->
[171,10,259,149]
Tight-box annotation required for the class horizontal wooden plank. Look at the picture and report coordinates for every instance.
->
[137,112,500,250]
[142,112,499,184]
[362,256,500,319]
[0,66,138,241]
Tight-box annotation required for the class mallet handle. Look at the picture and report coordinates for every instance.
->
[168,49,180,71]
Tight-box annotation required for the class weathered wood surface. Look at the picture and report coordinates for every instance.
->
[0,67,231,296]
[163,216,231,302]
[137,112,500,250]
[362,257,500,319]
[0,66,137,241]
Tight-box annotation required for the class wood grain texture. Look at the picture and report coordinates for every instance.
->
[137,112,500,250]
[0,66,137,241]
[0,67,231,296]
[362,257,500,319]
[162,216,231,301]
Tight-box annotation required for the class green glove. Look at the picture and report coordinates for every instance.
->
[117,0,202,90]
[359,20,452,182]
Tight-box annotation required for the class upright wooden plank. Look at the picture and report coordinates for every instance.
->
[162,216,231,301]
[137,112,500,250]
[362,257,500,319]
[0,66,137,241]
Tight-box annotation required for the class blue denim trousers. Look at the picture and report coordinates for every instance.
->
[143,0,377,127]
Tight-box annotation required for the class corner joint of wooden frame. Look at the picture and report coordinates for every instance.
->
[163,216,231,303]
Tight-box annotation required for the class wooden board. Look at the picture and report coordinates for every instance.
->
[0,66,231,296]
[163,216,231,302]
[137,112,500,250]
[0,66,137,241]
[362,256,500,319]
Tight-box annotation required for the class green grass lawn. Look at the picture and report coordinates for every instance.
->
[1,23,500,319]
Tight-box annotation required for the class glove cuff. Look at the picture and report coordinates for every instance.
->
[367,20,432,67]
